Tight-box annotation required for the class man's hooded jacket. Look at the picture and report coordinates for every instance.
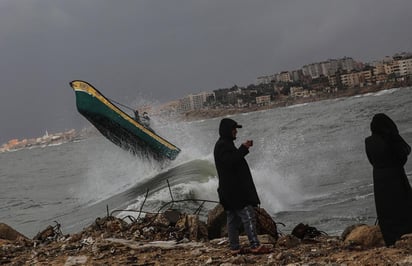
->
[214,118,260,210]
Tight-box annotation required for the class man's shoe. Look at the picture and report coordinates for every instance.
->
[230,249,241,255]
[250,245,271,254]
[230,247,249,256]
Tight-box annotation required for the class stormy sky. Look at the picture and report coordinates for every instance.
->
[1,0,411,144]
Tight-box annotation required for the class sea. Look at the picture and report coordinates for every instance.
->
[1,87,411,239]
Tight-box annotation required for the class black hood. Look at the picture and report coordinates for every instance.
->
[219,118,242,139]
[371,113,398,137]
[370,113,411,156]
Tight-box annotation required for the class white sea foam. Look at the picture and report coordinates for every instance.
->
[286,102,309,109]
[253,166,303,213]
[73,138,162,204]
[372,87,400,96]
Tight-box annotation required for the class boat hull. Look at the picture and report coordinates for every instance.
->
[70,80,181,160]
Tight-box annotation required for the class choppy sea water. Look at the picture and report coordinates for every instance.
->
[1,87,411,238]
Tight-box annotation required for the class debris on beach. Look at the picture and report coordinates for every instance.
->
[3,205,412,265]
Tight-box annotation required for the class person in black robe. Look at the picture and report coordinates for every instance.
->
[365,113,412,246]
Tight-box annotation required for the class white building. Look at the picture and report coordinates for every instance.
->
[396,58,412,77]
[256,75,275,84]
[178,91,214,112]
[279,71,292,82]
[290,86,304,97]
[256,95,271,106]
[302,57,356,78]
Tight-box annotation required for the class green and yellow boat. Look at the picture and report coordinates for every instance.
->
[70,80,181,160]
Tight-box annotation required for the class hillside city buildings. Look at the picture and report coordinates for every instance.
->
[176,52,412,112]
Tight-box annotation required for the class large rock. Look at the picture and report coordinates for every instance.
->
[163,209,182,226]
[175,214,208,241]
[255,207,279,240]
[143,213,170,227]
[277,234,300,248]
[395,233,412,250]
[342,224,385,247]
[341,223,365,240]
[33,225,55,242]
[0,223,28,241]
[207,204,227,240]
[206,204,279,241]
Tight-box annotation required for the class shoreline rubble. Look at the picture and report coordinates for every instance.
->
[2,205,412,265]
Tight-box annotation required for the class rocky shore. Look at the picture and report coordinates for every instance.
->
[2,205,412,265]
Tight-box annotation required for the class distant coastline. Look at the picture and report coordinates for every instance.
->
[0,129,87,153]
[180,82,408,121]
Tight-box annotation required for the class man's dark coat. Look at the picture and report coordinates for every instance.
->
[365,113,412,246]
[214,118,260,210]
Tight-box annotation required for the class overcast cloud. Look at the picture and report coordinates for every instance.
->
[1,0,411,144]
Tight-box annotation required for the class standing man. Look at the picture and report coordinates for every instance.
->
[214,118,270,255]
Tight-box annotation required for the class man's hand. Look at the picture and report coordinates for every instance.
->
[243,140,253,148]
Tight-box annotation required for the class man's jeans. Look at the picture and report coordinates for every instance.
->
[226,205,260,250]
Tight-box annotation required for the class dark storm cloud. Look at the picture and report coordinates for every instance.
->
[1,0,411,144]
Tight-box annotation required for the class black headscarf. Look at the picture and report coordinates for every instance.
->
[371,113,399,136]
[370,113,411,156]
